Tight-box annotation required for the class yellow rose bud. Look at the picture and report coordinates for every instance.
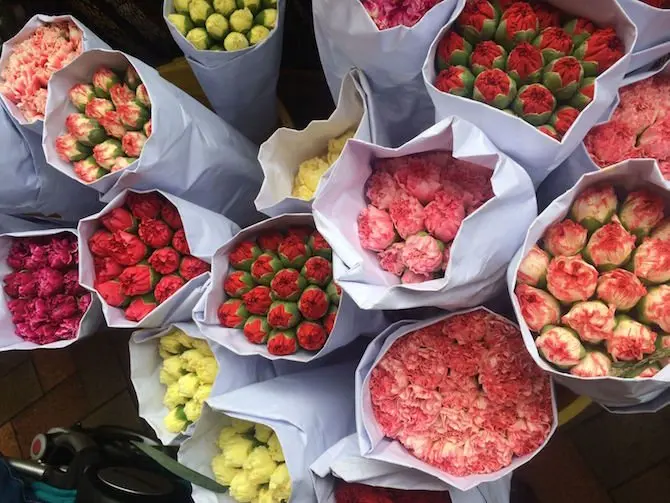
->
[178,373,201,398]
[159,333,183,354]
[231,418,255,433]
[158,347,172,359]
[164,407,188,433]
[266,433,284,462]
[212,454,240,486]
[254,423,273,444]
[229,471,259,503]
[162,355,184,378]
[173,329,195,349]
[180,349,204,372]
[159,368,177,385]
[268,463,291,501]
[256,487,276,503]
[183,399,204,422]
[243,446,277,485]
[217,427,242,450]
[193,383,213,403]
[194,356,218,384]
[163,382,186,409]
[191,338,214,357]
[222,436,254,467]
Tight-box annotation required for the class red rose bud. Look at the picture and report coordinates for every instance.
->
[143,119,152,138]
[516,244,549,287]
[326,281,341,306]
[619,189,665,239]
[563,17,595,47]
[89,229,114,257]
[570,184,618,231]
[308,230,332,259]
[97,279,130,307]
[94,256,124,283]
[506,42,543,85]
[92,66,120,98]
[537,124,560,140]
[298,285,329,321]
[651,218,670,242]
[473,68,517,109]
[126,192,163,220]
[583,217,636,270]
[229,240,262,271]
[68,83,95,112]
[66,113,107,146]
[154,274,185,304]
[125,65,141,91]
[436,31,473,70]
[323,304,338,335]
[161,202,183,230]
[257,231,284,252]
[118,263,160,296]
[223,270,254,297]
[55,133,91,162]
[267,329,298,356]
[93,139,124,170]
[542,218,587,256]
[117,101,149,131]
[111,156,136,173]
[121,131,147,157]
[562,300,616,344]
[73,156,107,183]
[179,256,210,281]
[110,230,148,266]
[278,236,312,269]
[172,229,190,254]
[457,0,499,44]
[547,255,599,304]
[243,315,271,344]
[435,66,475,97]
[536,325,585,368]
[573,27,624,77]
[296,321,327,351]
[638,285,670,333]
[512,84,556,125]
[568,77,595,111]
[242,285,272,315]
[138,219,173,248]
[286,227,313,242]
[217,298,249,328]
[301,256,333,287]
[607,316,657,361]
[267,300,301,329]
[570,351,612,378]
[543,56,583,101]
[532,2,561,30]
[85,97,114,121]
[148,247,180,275]
[633,238,670,284]
[494,2,539,50]
[532,27,573,63]
[250,252,283,285]
[469,40,507,76]
[597,268,647,311]
[98,111,127,139]
[136,84,151,108]
[101,207,137,233]
[125,294,157,321]
[109,83,135,108]
[549,106,579,137]
[270,268,307,301]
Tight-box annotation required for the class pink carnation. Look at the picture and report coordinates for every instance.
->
[401,233,443,275]
[365,168,399,209]
[358,205,396,252]
[389,192,425,239]
[638,118,670,160]
[378,242,406,276]
[584,122,639,168]
[394,157,442,204]
[424,194,465,243]
[401,270,433,284]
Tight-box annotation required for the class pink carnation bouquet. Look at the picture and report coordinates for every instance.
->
[361,0,444,30]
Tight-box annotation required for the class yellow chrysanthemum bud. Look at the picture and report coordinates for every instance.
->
[297,157,330,192]
[217,427,242,450]
[256,486,277,503]
[212,454,240,486]
[164,407,188,433]
[178,373,200,398]
[193,384,213,403]
[327,129,355,157]
[229,471,259,503]
[158,347,172,359]
[230,418,255,433]
[254,423,273,444]
[174,329,195,349]
[162,355,184,378]
[222,436,254,467]
[243,446,277,485]
[159,368,177,385]
[269,463,291,501]
[180,349,204,372]
[183,399,204,422]
[163,382,186,409]
[159,333,183,354]
[266,433,284,462]
[194,356,218,384]
[191,338,214,357]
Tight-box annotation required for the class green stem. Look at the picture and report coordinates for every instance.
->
[610,348,670,378]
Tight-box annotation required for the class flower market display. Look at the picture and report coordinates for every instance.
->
[361,0,444,30]
[211,418,291,502]
[584,72,670,180]
[3,232,92,345]
[291,129,356,201]
[369,309,553,476]
[0,20,83,122]
[87,191,210,322]
[158,328,218,433]
[357,151,493,284]
[167,0,277,51]
[55,64,152,183]
[433,0,625,141]
[515,183,670,378]
[335,482,450,503]
[218,224,340,356]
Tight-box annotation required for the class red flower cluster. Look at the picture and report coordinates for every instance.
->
[217,226,340,356]
[369,309,553,476]
[361,0,443,30]
[639,0,670,8]
[3,233,91,345]
[359,151,493,283]
[335,481,450,503]
[87,192,209,322]
[584,74,670,180]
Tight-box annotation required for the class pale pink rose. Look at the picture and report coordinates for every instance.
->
[514,284,560,332]
[377,242,405,276]
[546,256,598,303]
[607,317,657,361]
[424,194,465,242]
[357,205,396,252]
[584,217,636,269]
[401,233,443,274]
[542,219,587,257]
[389,191,425,239]
[596,268,647,310]
[570,352,612,378]
[562,301,616,344]
[619,189,665,238]
[633,238,670,284]
[516,245,550,287]
[401,269,433,284]
[365,169,399,210]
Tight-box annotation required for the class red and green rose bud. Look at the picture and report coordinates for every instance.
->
[69,83,96,112]
[229,240,262,271]
[536,325,585,369]
[308,230,332,259]
[179,256,210,281]
[154,274,185,304]
[109,83,135,108]
[138,218,173,248]
[296,321,327,351]
[93,139,124,170]
[92,66,120,98]
[135,84,151,108]
[547,255,599,304]
[473,68,517,109]
[494,2,539,50]
[457,0,499,44]
[242,285,272,315]
[638,285,670,333]
[607,316,657,361]
[619,189,665,240]
[573,27,624,77]
[543,57,583,102]
[514,283,560,331]
[506,42,544,85]
[298,285,329,321]
[270,268,306,301]
[110,230,149,266]
[94,256,124,283]
[562,300,616,344]
[569,77,595,110]
[111,156,136,172]
[161,203,183,230]
[278,235,312,269]
[257,231,284,252]
[596,268,647,311]
[537,124,560,140]
[563,17,595,47]
[531,2,561,31]
[217,298,250,328]
[570,184,618,232]
[98,111,126,139]
[73,156,107,183]
[143,120,152,138]
[148,247,181,275]
[250,252,283,286]
[651,218,670,242]
[326,281,341,306]
[101,207,137,233]
[66,113,107,146]
[323,304,338,335]
[89,229,114,258]
[85,98,114,121]
[436,31,473,70]
[469,40,507,76]
[243,315,271,344]
[118,263,160,296]
[267,329,298,356]
[286,227,313,242]
[517,244,549,287]
[512,83,555,125]
[125,294,157,321]
[224,270,254,297]
[55,133,91,162]
[542,218,587,257]
[267,300,301,329]
[172,229,190,255]
[117,101,149,131]
[97,279,130,308]
[569,351,611,378]
[126,191,163,220]
[532,27,573,63]
[435,66,475,97]
[121,131,147,158]
[632,238,670,284]
[125,65,141,91]
[583,216,636,270]
[301,256,332,287]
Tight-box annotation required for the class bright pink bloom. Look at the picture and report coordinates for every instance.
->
[401,233,443,275]
[358,205,396,252]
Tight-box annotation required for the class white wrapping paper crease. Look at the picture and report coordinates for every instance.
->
[179,360,359,503]
[255,70,376,217]
[162,0,285,144]
[508,160,670,409]
[0,14,110,133]
[313,0,465,147]
[43,49,264,226]
[194,213,389,362]
[312,117,536,311]
[617,0,670,53]
[78,189,239,329]
[311,434,512,503]
[422,0,637,187]
[0,228,103,352]
[355,312,558,492]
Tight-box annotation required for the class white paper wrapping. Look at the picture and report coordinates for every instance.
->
[179,360,359,503]
[194,213,389,362]
[0,228,103,352]
[507,160,670,409]
[312,117,536,311]
[422,0,637,187]
[617,0,670,53]
[0,14,110,134]
[255,70,375,217]
[162,0,285,144]
[313,0,465,147]
[355,311,558,492]
[43,49,264,226]
[78,189,239,329]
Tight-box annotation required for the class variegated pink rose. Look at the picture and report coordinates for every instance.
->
[633,238,670,284]
[424,194,465,243]
[569,351,611,377]
[365,168,399,210]
[401,233,443,275]
[562,301,615,344]
[619,189,665,239]
[358,205,396,252]
[515,283,560,331]
[389,191,425,239]
[638,285,670,333]
[121,131,147,158]
[542,219,587,256]
[98,111,126,139]
[517,245,550,287]
[536,326,585,368]
[583,217,636,270]
[68,83,95,112]
[109,83,135,108]
[546,256,598,303]
[607,317,657,361]
[378,242,405,276]
[596,268,647,311]
[85,97,115,121]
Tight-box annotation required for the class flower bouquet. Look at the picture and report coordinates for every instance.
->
[0,228,102,351]
[356,308,556,491]
[509,159,670,408]
[334,482,450,503]
[422,0,636,186]
[255,70,373,217]
[313,116,536,311]
[617,0,670,53]
[79,189,239,328]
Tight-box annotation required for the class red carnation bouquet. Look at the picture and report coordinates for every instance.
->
[335,482,450,502]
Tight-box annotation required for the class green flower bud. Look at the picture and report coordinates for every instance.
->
[168,13,195,36]
[247,25,270,45]
[173,0,192,14]
[262,0,276,7]
[255,8,277,29]
[214,0,237,16]
[186,27,211,50]
[190,0,214,26]
[237,0,261,14]
[206,13,230,40]
[224,32,249,51]
[210,44,224,51]
[230,8,254,33]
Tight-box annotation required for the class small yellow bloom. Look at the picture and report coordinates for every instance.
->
[159,333,183,354]
[231,417,255,433]
[266,433,285,462]
[268,463,291,501]
[297,157,330,192]
[256,487,278,503]
[159,368,177,385]
[162,355,183,379]
[183,399,204,422]
[222,436,254,467]
[229,471,259,502]
[194,356,218,384]
[243,446,277,485]
[163,382,186,409]
[164,407,188,433]
[158,347,172,359]
[173,329,195,349]
[254,423,273,444]
[211,454,240,486]
[217,427,242,450]
[180,349,204,372]
[191,338,214,357]
[327,129,355,156]
[193,383,212,403]
[291,184,314,201]
[178,373,201,398]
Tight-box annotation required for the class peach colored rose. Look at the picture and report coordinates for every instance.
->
[389,192,425,239]
[583,217,636,270]
[358,205,396,252]
[569,351,611,377]
[619,189,665,239]
[569,184,617,231]
[516,245,550,287]
[596,269,647,311]
[515,283,560,332]
[401,233,443,275]
[535,326,585,368]
[633,238,670,284]
[546,256,598,303]
[561,301,615,344]
[542,219,587,257]
[607,317,657,361]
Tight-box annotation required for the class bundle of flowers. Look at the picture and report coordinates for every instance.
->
[86,191,210,322]
[584,73,670,180]
[335,482,450,502]
[0,20,82,122]
[3,232,92,346]
[357,150,493,284]
[514,183,670,378]
[167,0,277,51]
[55,64,152,183]
[639,0,670,7]
[211,417,291,502]
[361,0,444,30]
[433,0,625,141]
[368,309,554,478]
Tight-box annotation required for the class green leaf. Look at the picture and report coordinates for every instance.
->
[610,347,670,378]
